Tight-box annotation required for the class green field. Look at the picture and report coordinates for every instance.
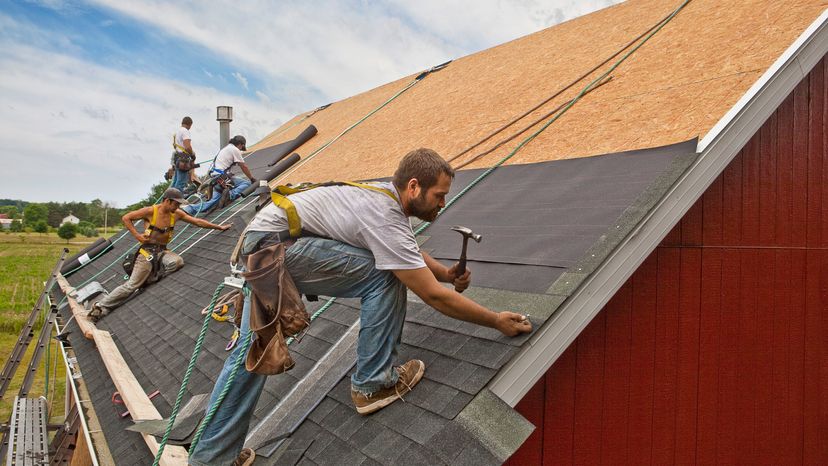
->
[0,233,94,422]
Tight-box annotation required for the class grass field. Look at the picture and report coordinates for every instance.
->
[0,233,95,423]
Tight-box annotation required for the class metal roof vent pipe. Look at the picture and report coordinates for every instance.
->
[217,105,233,148]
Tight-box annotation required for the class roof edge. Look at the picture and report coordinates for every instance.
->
[488,7,828,407]
[54,310,104,465]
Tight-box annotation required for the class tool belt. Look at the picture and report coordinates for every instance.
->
[242,243,309,375]
[173,151,196,171]
[121,244,167,286]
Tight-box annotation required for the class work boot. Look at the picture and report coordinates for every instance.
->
[87,304,107,323]
[351,360,425,415]
[232,448,255,466]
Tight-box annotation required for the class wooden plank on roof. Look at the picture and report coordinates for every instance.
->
[89,329,188,465]
[56,274,95,340]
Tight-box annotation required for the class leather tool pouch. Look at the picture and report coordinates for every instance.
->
[242,243,309,375]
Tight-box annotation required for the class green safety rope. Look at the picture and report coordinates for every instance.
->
[187,291,333,455]
[153,283,238,464]
[194,102,329,166]
[274,64,444,185]
[415,0,691,233]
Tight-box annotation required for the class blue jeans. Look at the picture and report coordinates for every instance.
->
[188,235,407,464]
[183,176,250,216]
[171,169,190,191]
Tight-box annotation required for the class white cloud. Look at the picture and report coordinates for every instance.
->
[232,71,249,90]
[0,20,289,205]
[255,90,270,103]
[86,1,620,105]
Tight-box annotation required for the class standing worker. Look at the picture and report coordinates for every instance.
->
[88,188,230,321]
[189,148,532,465]
[171,116,198,192]
[183,135,256,216]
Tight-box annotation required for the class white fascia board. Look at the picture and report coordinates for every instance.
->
[53,303,100,466]
[490,8,828,407]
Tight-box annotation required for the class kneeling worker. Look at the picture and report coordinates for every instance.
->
[89,188,230,321]
[189,148,532,465]
[184,135,255,216]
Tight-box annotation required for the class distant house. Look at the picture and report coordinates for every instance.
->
[61,214,80,225]
[0,218,11,230]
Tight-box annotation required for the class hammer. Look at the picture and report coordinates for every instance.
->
[451,225,482,293]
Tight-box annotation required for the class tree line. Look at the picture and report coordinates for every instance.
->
[1,181,170,235]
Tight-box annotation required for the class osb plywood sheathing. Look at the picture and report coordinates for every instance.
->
[248,0,824,186]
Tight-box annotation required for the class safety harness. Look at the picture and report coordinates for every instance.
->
[270,181,399,238]
[142,204,176,248]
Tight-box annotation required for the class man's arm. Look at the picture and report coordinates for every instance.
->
[122,207,153,243]
[176,210,231,231]
[183,138,195,156]
[393,267,531,337]
[237,162,255,182]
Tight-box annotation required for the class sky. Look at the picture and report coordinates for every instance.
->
[0,0,620,207]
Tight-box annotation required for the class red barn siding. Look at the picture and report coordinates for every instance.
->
[508,55,828,465]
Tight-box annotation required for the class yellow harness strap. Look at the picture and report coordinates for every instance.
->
[270,181,399,238]
[142,205,176,245]
[173,134,189,154]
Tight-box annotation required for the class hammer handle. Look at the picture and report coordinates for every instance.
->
[455,236,470,293]
[454,258,467,293]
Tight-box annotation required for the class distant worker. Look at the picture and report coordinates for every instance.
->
[183,135,256,216]
[88,188,230,321]
[171,116,198,192]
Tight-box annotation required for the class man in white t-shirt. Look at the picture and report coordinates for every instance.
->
[183,135,256,215]
[189,148,532,465]
[170,116,198,191]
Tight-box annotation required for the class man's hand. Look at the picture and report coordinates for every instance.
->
[447,263,471,292]
[249,177,257,184]
[218,224,231,231]
[495,312,532,336]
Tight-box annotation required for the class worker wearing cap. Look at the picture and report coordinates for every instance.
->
[89,188,231,321]
[184,135,256,216]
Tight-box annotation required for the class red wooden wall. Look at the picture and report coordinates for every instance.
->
[507,55,828,465]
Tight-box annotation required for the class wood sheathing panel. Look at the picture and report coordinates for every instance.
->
[249,0,825,185]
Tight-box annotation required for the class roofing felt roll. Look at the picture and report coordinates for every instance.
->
[240,153,301,198]
[266,125,317,167]
[60,237,112,275]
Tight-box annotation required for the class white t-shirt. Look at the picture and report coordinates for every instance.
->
[175,126,191,152]
[246,182,426,270]
[213,144,244,172]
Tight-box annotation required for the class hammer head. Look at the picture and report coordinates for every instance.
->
[451,225,482,243]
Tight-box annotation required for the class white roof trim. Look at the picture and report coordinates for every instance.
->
[52,297,100,466]
[489,8,828,407]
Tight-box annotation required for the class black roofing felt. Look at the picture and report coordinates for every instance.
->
[57,139,697,465]
[243,125,317,174]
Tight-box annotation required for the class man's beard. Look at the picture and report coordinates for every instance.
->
[408,192,440,222]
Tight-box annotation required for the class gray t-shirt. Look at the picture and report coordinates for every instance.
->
[246,182,426,270]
